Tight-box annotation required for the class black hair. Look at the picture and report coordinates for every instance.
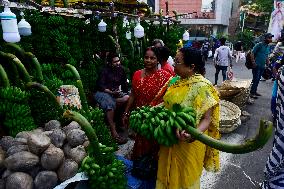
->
[152,39,164,47]
[145,46,160,60]
[179,47,205,75]
[107,52,119,64]
[156,46,170,62]
[219,37,227,45]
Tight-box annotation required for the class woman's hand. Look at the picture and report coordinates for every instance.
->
[176,129,194,142]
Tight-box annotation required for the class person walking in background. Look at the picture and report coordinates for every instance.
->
[213,37,233,85]
[234,41,243,64]
[212,38,221,55]
[250,33,273,99]
[201,39,210,61]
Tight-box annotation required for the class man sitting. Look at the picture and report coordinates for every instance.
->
[94,52,129,144]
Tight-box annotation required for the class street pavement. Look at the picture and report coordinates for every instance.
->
[201,59,274,189]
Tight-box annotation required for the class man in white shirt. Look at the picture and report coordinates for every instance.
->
[213,37,233,85]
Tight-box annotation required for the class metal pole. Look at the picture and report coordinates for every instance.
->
[241,12,246,32]
[166,0,169,31]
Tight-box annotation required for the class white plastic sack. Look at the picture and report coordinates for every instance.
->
[53,172,88,189]
[239,52,246,63]
[208,50,213,58]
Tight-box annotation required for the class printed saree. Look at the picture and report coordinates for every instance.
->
[131,69,172,160]
[156,74,220,189]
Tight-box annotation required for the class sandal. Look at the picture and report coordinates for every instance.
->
[114,135,128,145]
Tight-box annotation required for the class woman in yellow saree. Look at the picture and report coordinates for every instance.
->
[156,47,220,189]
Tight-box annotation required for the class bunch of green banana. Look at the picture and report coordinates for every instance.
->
[77,107,118,150]
[47,16,66,27]
[81,155,126,189]
[130,105,197,147]
[0,87,37,136]
[64,110,126,189]
[130,106,160,139]
[0,87,30,102]
[153,106,196,146]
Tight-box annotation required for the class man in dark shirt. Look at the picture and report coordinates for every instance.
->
[250,33,273,98]
[94,53,129,144]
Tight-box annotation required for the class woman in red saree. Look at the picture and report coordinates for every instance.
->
[122,46,172,188]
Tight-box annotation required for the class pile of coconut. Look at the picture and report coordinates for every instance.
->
[0,120,89,189]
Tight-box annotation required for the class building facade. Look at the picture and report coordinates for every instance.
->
[148,0,240,37]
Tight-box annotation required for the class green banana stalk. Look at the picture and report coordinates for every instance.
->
[0,64,10,87]
[186,120,273,154]
[65,64,81,80]
[25,52,44,83]
[5,43,25,60]
[128,40,135,64]
[62,0,68,8]
[108,35,121,56]
[50,0,55,6]
[5,43,43,83]
[0,52,31,83]
[63,110,102,162]
[0,51,20,85]
[26,82,63,114]
[64,64,88,111]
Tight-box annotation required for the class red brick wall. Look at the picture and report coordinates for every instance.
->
[159,0,214,18]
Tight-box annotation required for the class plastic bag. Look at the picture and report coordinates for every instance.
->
[53,172,88,189]
[239,52,246,63]
[208,50,213,58]
[227,67,234,81]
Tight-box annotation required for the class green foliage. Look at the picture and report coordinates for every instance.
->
[0,87,37,136]
[84,107,118,150]
[254,0,273,14]
[17,10,183,84]
[28,88,62,126]
[236,29,255,50]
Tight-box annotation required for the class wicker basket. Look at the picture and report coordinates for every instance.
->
[216,79,252,110]
[219,100,242,134]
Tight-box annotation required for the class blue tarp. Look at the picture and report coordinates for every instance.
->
[116,155,143,189]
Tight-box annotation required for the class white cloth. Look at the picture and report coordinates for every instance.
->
[268,2,284,41]
[272,42,284,58]
[214,45,233,66]
[167,56,174,67]
[54,172,88,189]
